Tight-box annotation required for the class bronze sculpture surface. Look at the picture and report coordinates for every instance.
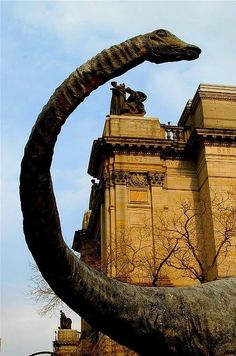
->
[20,29,236,355]
[110,82,147,115]
[123,86,147,115]
[60,310,72,329]
[110,81,126,115]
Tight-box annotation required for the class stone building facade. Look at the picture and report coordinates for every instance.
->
[72,83,236,355]
[53,329,81,356]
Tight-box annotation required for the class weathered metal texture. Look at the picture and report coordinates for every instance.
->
[110,82,147,115]
[20,29,235,355]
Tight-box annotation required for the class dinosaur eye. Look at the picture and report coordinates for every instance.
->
[156,30,167,37]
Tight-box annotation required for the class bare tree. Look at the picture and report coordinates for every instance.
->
[30,190,236,315]
[29,263,65,315]
[104,224,179,287]
[154,190,236,283]
[108,189,236,286]
[105,226,153,283]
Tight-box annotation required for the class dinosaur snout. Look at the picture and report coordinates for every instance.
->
[186,45,201,60]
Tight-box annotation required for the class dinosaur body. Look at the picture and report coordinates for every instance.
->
[20,29,235,355]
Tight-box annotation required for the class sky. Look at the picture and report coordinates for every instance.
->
[1,1,236,355]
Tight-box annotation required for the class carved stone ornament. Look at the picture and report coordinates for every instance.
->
[112,170,128,185]
[148,172,165,186]
[110,171,165,187]
[101,172,110,188]
[128,172,148,186]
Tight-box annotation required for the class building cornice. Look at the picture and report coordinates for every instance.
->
[72,229,88,252]
[178,83,236,126]
[88,137,187,178]
[88,127,236,178]
[192,84,236,109]
[186,128,236,157]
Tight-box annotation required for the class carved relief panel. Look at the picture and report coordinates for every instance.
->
[128,173,148,187]
[148,172,165,186]
[110,170,165,187]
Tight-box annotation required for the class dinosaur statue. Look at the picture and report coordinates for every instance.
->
[20,29,236,355]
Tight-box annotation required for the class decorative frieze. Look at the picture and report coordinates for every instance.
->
[148,172,165,186]
[112,170,128,185]
[101,172,111,188]
[88,137,186,178]
[186,128,236,155]
[128,173,148,186]
[106,170,165,187]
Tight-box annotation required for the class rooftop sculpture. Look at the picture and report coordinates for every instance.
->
[59,311,72,330]
[20,29,236,355]
[110,81,147,115]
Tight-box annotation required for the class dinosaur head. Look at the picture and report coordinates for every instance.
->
[145,29,201,63]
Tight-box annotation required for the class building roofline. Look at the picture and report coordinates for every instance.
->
[178,83,236,127]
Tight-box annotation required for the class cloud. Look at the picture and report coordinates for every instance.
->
[8,1,236,59]
[4,1,236,126]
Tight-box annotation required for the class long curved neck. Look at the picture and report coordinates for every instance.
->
[20,33,149,349]
[20,31,235,356]
[36,33,146,130]
[20,33,147,255]
[21,34,147,177]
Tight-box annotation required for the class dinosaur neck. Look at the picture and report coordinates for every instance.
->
[20,32,149,345]
[20,30,236,355]
[19,31,195,353]
[20,33,147,265]
[40,34,147,129]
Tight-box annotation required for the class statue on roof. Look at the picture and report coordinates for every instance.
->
[110,82,147,116]
[60,310,72,329]
[123,86,147,115]
[110,81,126,115]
